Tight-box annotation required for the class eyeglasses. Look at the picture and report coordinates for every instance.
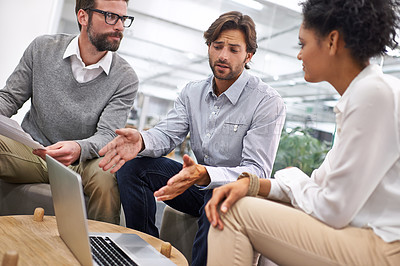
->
[86,8,134,28]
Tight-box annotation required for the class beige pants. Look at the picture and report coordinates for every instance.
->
[208,197,400,266]
[0,135,120,224]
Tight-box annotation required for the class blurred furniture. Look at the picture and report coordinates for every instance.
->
[0,180,56,216]
[0,179,82,216]
[0,213,187,265]
[160,205,198,264]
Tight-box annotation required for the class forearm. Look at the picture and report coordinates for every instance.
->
[258,178,271,197]
[140,127,187,157]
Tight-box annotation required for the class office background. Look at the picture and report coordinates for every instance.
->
[1,0,400,142]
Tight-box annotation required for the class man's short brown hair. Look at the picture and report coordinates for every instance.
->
[204,11,257,69]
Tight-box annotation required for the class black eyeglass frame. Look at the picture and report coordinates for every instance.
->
[85,8,134,28]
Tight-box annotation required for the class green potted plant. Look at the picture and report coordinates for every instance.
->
[272,127,330,176]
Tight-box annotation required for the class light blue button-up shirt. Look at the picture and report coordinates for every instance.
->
[140,70,286,189]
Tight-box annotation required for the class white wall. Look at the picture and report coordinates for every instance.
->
[0,0,64,123]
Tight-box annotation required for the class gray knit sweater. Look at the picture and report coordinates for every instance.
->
[0,34,138,162]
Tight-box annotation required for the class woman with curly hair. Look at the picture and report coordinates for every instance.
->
[205,0,400,265]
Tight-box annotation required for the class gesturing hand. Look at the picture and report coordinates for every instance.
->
[205,178,250,230]
[98,128,143,173]
[154,154,210,201]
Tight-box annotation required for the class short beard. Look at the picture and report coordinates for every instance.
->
[209,57,247,80]
[209,59,235,80]
[87,18,123,52]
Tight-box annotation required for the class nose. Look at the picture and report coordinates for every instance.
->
[218,47,229,61]
[297,50,302,60]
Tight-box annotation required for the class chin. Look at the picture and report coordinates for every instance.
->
[303,74,319,83]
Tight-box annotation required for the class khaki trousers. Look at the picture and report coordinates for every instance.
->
[208,197,400,266]
[0,135,120,224]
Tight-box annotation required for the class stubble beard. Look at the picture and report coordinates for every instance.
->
[209,58,247,81]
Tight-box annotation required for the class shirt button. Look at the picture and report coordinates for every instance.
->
[212,112,216,115]
[206,133,211,138]
[204,154,209,159]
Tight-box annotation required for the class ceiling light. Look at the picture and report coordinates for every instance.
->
[260,0,302,13]
[231,0,264,11]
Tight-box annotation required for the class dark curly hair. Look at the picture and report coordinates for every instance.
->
[204,11,257,69]
[301,0,400,64]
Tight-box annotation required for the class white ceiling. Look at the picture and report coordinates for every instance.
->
[59,0,400,133]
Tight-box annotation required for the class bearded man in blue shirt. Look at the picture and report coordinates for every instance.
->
[99,11,286,266]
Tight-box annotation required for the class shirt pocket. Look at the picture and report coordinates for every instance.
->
[217,121,249,158]
[222,121,249,137]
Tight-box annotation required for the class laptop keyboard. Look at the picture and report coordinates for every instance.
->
[90,236,138,266]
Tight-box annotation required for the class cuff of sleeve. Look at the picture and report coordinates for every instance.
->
[268,167,308,202]
[267,179,286,201]
[194,184,208,190]
[138,131,151,156]
[75,140,89,163]
[201,166,224,189]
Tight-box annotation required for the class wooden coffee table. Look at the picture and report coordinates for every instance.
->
[0,215,188,265]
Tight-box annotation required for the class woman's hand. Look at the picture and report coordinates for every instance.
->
[205,178,250,230]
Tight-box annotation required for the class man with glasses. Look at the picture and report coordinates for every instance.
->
[0,0,138,225]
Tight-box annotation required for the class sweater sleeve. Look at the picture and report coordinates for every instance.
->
[0,37,36,117]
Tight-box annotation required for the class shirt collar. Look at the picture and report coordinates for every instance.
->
[206,70,250,105]
[63,35,113,75]
[334,64,382,114]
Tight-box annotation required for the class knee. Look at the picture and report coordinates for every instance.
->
[116,157,150,184]
[222,197,256,227]
[86,168,117,193]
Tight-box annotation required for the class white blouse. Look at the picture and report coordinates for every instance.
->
[269,64,400,242]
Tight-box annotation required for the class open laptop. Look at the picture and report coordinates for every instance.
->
[46,154,176,266]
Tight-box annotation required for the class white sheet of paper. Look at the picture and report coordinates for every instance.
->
[0,115,45,149]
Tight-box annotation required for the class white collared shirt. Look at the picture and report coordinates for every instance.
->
[63,35,112,83]
[270,64,400,242]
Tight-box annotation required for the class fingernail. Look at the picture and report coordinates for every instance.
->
[221,206,227,213]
